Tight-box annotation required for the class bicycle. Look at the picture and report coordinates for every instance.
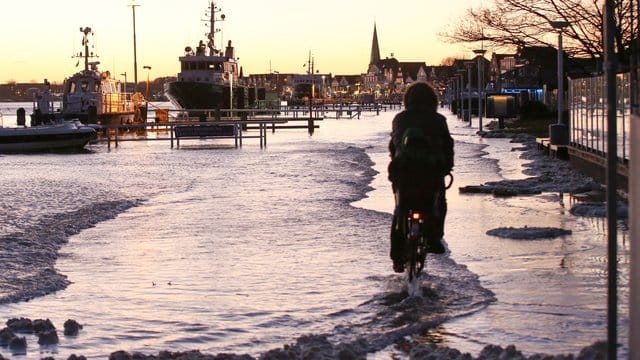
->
[398,173,453,283]
[403,209,428,282]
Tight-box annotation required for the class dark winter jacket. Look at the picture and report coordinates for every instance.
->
[388,108,454,187]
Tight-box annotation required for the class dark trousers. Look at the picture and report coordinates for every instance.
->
[389,183,447,263]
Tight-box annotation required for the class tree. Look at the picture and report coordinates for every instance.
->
[440,0,635,67]
[440,56,457,66]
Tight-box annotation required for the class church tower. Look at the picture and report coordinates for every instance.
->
[369,23,381,66]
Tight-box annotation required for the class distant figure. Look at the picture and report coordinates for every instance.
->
[387,82,454,273]
[196,40,206,56]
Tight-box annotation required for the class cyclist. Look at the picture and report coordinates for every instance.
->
[388,82,454,273]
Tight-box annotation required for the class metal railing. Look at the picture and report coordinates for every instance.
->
[100,92,135,113]
[569,73,630,161]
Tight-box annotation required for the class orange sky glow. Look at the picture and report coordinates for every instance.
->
[0,0,486,84]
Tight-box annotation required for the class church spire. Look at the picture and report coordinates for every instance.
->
[370,22,381,66]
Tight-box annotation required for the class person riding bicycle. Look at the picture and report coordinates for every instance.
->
[388,82,454,273]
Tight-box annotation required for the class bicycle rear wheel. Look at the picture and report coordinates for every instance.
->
[406,221,422,282]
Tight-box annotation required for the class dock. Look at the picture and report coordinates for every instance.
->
[94,107,327,149]
[91,102,398,149]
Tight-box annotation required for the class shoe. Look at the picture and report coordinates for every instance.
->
[426,238,446,254]
[393,261,405,273]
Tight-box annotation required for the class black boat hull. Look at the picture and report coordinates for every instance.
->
[165,81,261,117]
[0,126,96,153]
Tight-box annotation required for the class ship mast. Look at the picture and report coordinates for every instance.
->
[80,27,93,71]
[206,2,225,56]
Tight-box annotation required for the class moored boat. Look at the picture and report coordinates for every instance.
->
[0,120,96,153]
[164,2,258,116]
[31,27,146,126]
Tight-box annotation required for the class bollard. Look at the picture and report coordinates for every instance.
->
[308,118,314,135]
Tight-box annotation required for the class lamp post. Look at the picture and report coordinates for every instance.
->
[473,49,487,132]
[457,70,466,120]
[228,72,233,114]
[465,61,474,125]
[549,20,570,145]
[551,21,570,125]
[120,72,127,94]
[448,77,456,112]
[129,1,139,92]
[143,66,151,100]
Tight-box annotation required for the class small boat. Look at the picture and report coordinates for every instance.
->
[0,120,96,153]
[164,2,260,116]
[31,27,146,126]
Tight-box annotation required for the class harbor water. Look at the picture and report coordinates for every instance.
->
[0,102,629,358]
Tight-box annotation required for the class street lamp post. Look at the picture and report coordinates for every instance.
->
[130,2,139,92]
[448,77,455,112]
[465,61,474,125]
[455,74,461,118]
[457,70,466,120]
[229,72,233,115]
[120,72,127,94]
[549,20,570,145]
[143,66,151,99]
[473,49,487,132]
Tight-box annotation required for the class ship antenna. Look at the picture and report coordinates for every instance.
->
[206,2,225,56]
[79,26,93,71]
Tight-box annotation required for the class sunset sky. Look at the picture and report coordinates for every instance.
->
[0,0,486,84]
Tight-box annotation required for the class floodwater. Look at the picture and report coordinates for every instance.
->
[0,102,629,358]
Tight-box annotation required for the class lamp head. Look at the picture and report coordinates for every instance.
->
[550,21,570,29]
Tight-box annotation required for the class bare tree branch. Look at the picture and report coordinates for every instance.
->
[440,0,634,64]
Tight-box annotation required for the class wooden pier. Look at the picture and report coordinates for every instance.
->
[91,102,395,149]
[95,108,322,149]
